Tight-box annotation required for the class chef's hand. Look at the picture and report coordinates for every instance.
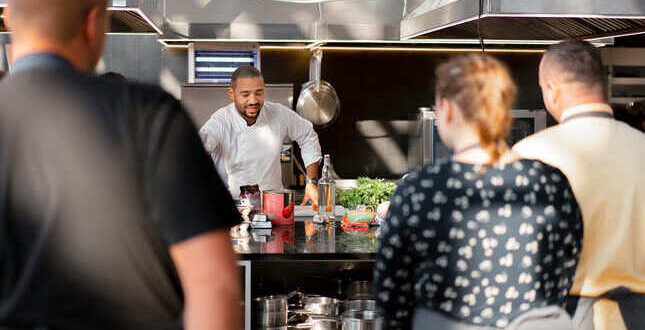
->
[301,182,319,209]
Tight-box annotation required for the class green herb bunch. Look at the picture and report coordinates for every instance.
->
[339,177,397,210]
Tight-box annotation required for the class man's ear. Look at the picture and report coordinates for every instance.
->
[3,7,10,31]
[546,81,560,111]
[84,7,103,46]
[227,87,235,102]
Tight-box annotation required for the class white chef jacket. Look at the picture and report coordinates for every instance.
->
[200,101,322,197]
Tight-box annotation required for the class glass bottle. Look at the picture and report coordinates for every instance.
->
[317,154,336,219]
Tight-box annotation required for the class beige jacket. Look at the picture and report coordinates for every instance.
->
[513,103,645,329]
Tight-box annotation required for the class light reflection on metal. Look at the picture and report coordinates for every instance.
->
[587,30,645,41]
[106,32,158,35]
[158,38,609,48]
[107,7,164,35]
[259,45,310,50]
[402,15,479,40]
[401,0,645,41]
[319,47,547,53]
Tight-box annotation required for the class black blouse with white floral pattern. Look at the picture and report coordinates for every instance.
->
[374,159,583,329]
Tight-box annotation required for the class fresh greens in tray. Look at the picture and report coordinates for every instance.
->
[339,177,397,210]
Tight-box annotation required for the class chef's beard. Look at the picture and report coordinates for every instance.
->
[235,102,262,122]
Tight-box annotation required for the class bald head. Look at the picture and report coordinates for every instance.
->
[8,0,107,43]
[7,0,109,72]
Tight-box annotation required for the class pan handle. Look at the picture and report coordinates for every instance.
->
[309,49,323,91]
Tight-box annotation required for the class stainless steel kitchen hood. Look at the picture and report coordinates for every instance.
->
[0,0,164,34]
[401,0,645,41]
[158,0,403,45]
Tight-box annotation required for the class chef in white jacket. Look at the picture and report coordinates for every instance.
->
[200,65,322,207]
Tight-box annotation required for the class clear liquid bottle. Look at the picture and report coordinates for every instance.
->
[317,154,336,219]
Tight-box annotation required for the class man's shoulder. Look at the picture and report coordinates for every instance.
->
[210,103,234,120]
[126,82,179,108]
[201,103,235,133]
[264,101,293,115]
[615,120,645,142]
[513,125,566,155]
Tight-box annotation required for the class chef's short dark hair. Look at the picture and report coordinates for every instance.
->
[231,65,263,89]
[542,39,604,87]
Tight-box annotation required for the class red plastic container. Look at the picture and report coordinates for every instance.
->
[262,190,295,225]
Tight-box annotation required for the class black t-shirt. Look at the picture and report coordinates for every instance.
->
[0,66,241,329]
[375,159,583,329]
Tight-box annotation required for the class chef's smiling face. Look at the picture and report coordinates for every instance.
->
[228,77,266,125]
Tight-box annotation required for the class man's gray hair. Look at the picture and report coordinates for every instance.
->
[542,39,604,88]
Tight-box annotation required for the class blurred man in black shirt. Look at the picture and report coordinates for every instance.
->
[0,0,241,329]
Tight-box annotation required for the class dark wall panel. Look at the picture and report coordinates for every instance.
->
[260,49,544,179]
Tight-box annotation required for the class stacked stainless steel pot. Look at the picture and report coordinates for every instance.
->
[255,295,289,329]
[255,281,383,330]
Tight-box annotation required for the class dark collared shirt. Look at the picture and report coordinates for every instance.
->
[1,50,241,329]
[11,53,75,74]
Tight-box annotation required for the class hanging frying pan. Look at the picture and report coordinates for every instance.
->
[296,49,340,128]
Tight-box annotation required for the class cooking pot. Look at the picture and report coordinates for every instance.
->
[296,49,340,128]
[303,296,341,317]
[300,315,340,330]
[341,310,383,330]
[345,299,376,312]
[255,295,289,327]
[346,281,374,300]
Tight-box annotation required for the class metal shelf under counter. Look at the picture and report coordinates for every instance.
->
[233,219,379,329]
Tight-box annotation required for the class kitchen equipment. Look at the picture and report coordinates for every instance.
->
[292,315,339,330]
[345,300,376,312]
[255,295,289,327]
[252,213,273,229]
[341,310,383,330]
[309,315,340,330]
[240,184,261,214]
[302,296,341,317]
[296,49,340,128]
[262,190,296,225]
[317,154,336,219]
[408,108,547,168]
[188,43,260,84]
[346,281,374,300]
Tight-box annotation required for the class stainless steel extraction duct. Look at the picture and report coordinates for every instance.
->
[0,0,164,34]
[401,0,645,41]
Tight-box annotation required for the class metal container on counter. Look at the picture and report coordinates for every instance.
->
[346,281,374,300]
[345,299,376,312]
[262,189,296,225]
[254,295,288,328]
[308,315,340,330]
[341,310,383,330]
[303,296,341,317]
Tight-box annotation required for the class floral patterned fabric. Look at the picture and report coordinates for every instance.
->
[375,159,583,329]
